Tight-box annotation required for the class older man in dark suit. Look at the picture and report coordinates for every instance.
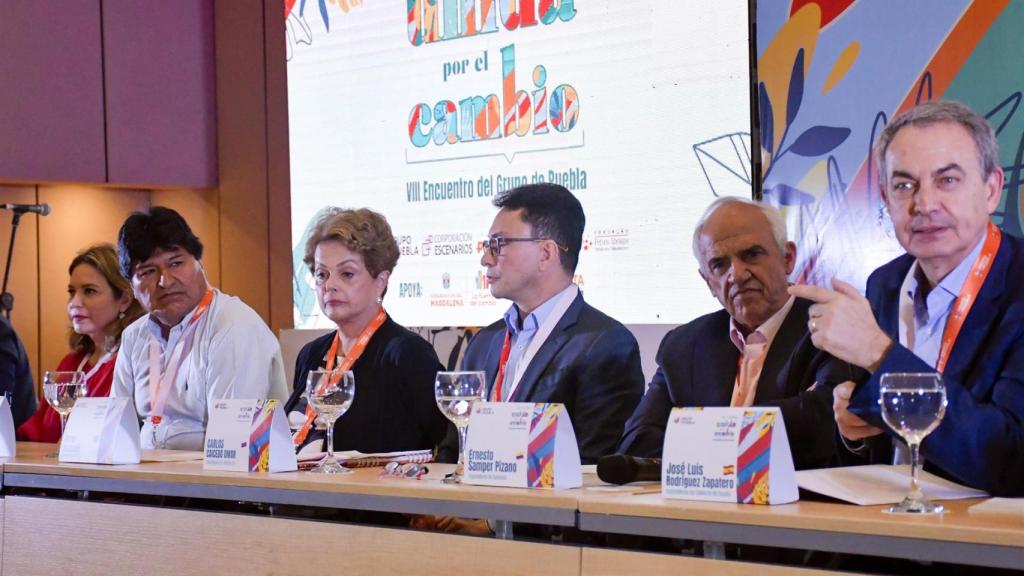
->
[792,101,1024,497]
[618,197,838,470]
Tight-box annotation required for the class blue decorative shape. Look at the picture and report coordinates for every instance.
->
[759,82,774,156]
[788,125,851,157]
[786,48,805,126]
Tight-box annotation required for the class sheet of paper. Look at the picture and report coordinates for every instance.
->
[796,465,987,505]
[968,498,1024,519]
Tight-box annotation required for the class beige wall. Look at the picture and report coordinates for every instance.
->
[0,0,291,387]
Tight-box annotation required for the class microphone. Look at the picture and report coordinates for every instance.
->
[597,454,662,485]
[2,203,51,216]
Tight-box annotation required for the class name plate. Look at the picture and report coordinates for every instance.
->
[662,407,797,504]
[0,397,15,457]
[464,402,581,489]
[60,397,141,464]
[204,399,297,473]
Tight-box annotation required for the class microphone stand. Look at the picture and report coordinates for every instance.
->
[0,211,23,319]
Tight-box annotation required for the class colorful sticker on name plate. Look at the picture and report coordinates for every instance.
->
[527,403,561,487]
[249,399,279,472]
[737,409,774,504]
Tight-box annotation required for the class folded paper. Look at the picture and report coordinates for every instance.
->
[661,407,797,504]
[464,402,581,489]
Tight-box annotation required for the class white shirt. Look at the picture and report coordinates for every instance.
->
[112,290,288,450]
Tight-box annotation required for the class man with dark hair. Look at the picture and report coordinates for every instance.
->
[112,207,287,450]
[792,100,1024,496]
[0,315,38,427]
[460,183,644,464]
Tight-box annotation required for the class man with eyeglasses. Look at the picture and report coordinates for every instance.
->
[457,183,645,464]
[112,207,288,450]
[618,197,838,470]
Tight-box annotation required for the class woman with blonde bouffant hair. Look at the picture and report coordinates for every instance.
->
[17,244,144,442]
[284,207,451,457]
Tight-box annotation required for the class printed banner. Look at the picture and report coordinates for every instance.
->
[287,1,752,327]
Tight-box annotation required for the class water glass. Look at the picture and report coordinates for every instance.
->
[434,371,485,483]
[878,372,947,514]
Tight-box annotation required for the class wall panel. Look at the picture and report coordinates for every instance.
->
[36,186,148,374]
[0,186,40,383]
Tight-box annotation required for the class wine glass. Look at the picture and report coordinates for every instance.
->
[306,369,355,474]
[43,370,88,457]
[878,372,947,514]
[434,371,485,484]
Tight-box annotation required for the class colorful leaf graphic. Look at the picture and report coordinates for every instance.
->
[786,48,805,125]
[787,125,850,157]
[759,82,774,156]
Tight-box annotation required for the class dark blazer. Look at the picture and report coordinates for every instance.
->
[285,316,451,454]
[0,315,37,428]
[618,298,840,470]
[848,233,1024,496]
[447,292,645,465]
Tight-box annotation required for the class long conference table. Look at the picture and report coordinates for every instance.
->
[0,442,1021,575]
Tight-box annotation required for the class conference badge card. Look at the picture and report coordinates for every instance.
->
[464,402,581,489]
[662,407,797,504]
[59,397,141,464]
[204,399,297,473]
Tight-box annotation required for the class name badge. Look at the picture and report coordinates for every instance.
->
[203,399,297,473]
[60,397,142,464]
[661,407,797,504]
[464,402,581,489]
[0,397,16,457]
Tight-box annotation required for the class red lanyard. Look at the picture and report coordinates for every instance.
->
[936,221,1001,373]
[292,308,387,446]
[491,330,513,401]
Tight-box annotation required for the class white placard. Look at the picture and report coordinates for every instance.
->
[662,407,797,505]
[0,397,15,457]
[203,399,297,473]
[59,397,141,464]
[464,402,581,489]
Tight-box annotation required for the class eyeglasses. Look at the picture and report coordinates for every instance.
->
[380,461,429,479]
[481,235,569,258]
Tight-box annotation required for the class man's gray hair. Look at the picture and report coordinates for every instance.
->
[874,100,1000,183]
[691,196,788,269]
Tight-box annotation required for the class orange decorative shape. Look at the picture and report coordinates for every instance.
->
[822,41,859,95]
[758,3,821,155]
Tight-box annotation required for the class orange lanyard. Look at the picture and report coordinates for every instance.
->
[292,308,387,446]
[149,288,215,425]
[491,330,513,401]
[936,221,1001,373]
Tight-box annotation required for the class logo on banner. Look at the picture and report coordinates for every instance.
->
[422,233,474,256]
[471,272,497,307]
[592,228,630,252]
[397,235,421,256]
[475,270,491,290]
[431,272,464,307]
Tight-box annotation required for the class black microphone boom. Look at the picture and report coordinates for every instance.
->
[597,454,662,485]
[2,203,51,216]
